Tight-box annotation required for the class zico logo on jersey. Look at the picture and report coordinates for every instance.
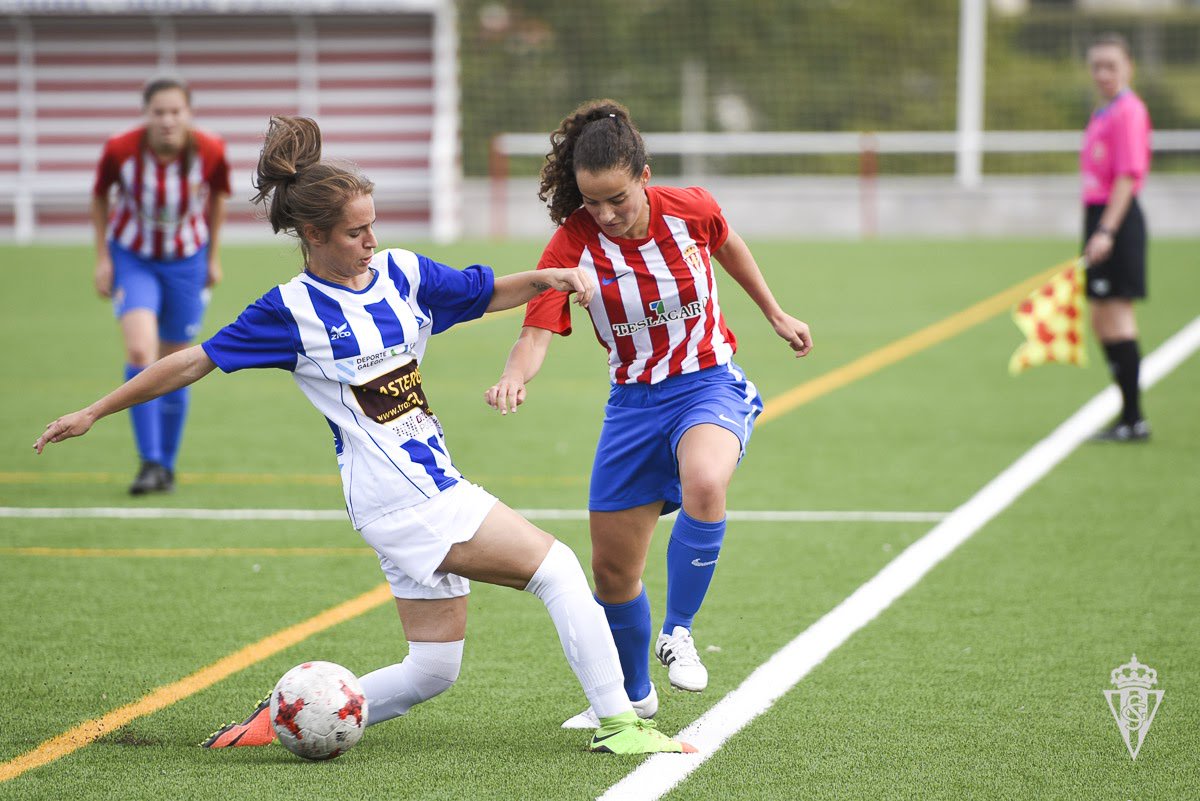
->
[328,323,352,340]
[612,299,704,337]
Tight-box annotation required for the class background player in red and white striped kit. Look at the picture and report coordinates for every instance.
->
[91,75,231,494]
[487,99,812,728]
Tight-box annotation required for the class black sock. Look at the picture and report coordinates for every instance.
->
[1103,339,1143,425]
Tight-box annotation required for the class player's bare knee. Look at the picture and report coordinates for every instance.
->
[590,549,624,582]
[125,346,156,367]
[681,477,728,519]
[591,557,640,600]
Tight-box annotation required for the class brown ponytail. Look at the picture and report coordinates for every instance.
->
[251,116,374,263]
[538,99,648,226]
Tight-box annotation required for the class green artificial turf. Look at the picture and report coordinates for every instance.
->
[1,237,1196,799]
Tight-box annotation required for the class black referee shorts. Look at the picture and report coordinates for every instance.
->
[1083,198,1147,300]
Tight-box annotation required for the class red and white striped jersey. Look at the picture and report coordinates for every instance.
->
[525,185,738,385]
[93,127,232,261]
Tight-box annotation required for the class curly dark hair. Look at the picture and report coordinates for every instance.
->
[538,99,648,226]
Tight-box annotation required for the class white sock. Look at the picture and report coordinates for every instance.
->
[358,639,464,726]
[525,539,630,719]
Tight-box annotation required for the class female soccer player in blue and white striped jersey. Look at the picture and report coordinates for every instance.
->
[35,116,693,757]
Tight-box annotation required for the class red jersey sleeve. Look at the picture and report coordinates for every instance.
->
[195,130,232,196]
[681,186,729,251]
[92,137,123,198]
[522,225,578,335]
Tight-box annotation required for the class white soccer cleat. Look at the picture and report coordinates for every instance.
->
[655,626,708,692]
[561,683,659,730]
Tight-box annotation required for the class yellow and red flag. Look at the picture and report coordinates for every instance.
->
[1008,259,1088,375]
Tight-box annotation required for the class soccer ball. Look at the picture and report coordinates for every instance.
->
[269,661,369,760]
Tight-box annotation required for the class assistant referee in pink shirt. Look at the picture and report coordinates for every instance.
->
[1080,33,1152,442]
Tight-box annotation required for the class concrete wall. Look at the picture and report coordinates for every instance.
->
[468,174,1200,240]
[6,173,1195,244]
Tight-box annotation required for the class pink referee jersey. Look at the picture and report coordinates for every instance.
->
[525,185,738,385]
[93,127,232,261]
[1080,90,1151,205]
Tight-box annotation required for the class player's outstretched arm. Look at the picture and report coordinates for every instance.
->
[712,228,813,358]
[34,346,217,453]
[485,326,554,415]
[486,268,594,313]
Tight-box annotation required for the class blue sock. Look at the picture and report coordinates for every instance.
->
[125,365,162,465]
[158,386,189,472]
[596,588,652,702]
[663,510,726,634]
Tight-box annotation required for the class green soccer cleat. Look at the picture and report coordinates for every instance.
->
[588,711,697,755]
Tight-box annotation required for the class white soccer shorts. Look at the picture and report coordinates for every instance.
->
[358,481,498,599]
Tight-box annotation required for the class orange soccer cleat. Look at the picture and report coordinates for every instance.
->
[200,695,276,748]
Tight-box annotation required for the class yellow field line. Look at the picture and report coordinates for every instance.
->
[0,583,393,784]
[758,262,1066,424]
[0,546,372,558]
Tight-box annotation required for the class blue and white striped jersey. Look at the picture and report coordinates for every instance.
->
[201,248,495,528]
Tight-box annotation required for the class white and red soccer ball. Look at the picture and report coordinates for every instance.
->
[270,661,368,760]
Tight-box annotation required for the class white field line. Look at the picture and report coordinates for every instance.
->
[599,315,1200,801]
[0,507,945,524]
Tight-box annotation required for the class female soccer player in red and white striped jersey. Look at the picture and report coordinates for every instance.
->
[487,99,812,727]
[91,75,231,494]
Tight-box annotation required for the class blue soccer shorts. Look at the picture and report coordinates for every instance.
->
[589,361,764,515]
[110,242,210,343]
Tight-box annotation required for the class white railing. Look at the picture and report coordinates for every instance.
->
[492,129,1200,157]
[488,129,1200,237]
